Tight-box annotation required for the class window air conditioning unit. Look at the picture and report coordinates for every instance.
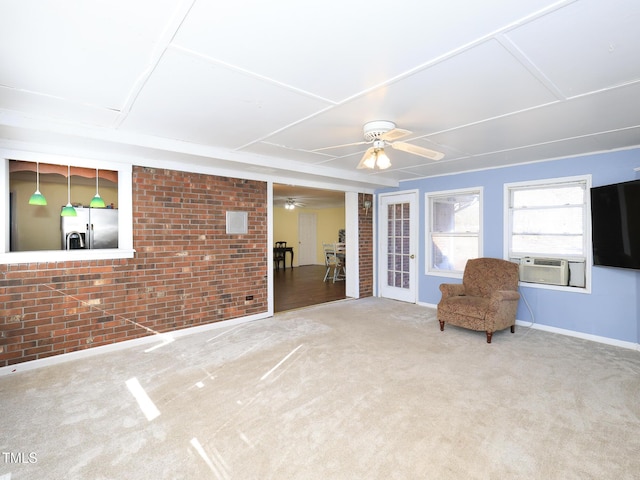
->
[519,257,569,286]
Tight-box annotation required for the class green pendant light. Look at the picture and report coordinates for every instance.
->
[28,162,47,206]
[89,168,106,208]
[60,165,77,217]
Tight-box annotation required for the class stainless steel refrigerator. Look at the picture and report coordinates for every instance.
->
[60,207,118,250]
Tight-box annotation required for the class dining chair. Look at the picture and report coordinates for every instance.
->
[323,242,345,283]
[274,241,287,270]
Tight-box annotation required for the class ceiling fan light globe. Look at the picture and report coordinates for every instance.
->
[363,153,377,169]
[376,150,392,169]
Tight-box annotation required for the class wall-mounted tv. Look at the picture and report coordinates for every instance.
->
[590,179,640,270]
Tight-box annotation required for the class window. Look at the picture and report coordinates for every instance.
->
[506,176,590,260]
[1,154,134,264]
[426,188,482,274]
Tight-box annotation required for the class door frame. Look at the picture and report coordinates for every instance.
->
[269,184,360,315]
[377,190,419,303]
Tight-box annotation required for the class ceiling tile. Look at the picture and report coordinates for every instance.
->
[241,141,335,165]
[399,138,602,178]
[427,81,640,155]
[588,126,640,152]
[173,0,569,102]
[0,86,121,127]
[261,39,559,152]
[506,0,640,96]
[120,49,332,148]
[0,0,181,110]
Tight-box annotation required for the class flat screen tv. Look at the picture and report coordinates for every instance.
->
[590,179,640,270]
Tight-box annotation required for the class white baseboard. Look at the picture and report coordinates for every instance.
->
[418,301,639,351]
[515,319,639,351]
[418,301,438,309]
[0,312,270,377]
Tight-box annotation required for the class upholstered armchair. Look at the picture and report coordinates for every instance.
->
[437,258,520,343]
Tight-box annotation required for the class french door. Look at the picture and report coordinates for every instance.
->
[378,191,418,303]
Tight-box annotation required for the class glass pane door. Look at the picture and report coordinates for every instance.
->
[387,202,411,289]
[379,192,417,303]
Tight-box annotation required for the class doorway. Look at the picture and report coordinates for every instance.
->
[273,184,347,312]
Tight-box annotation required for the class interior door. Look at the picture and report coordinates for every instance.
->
[298,212,317,265]
[378,191,418,303]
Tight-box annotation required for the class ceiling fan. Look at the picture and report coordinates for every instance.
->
[284,198,305,210]
[315,120,445,170]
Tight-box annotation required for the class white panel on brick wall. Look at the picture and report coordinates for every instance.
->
[226,211,248,234]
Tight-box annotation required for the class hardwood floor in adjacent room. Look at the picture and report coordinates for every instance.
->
[274,265,346,312]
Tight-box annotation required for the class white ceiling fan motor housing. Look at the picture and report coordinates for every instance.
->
[363,120,396,142]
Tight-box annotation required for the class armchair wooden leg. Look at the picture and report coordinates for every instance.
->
[486,331,493,343]
[439,320,444,331]
[510,325,515,333]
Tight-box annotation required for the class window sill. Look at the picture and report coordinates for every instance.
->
[427,270,464,280]
[0,249,136,265]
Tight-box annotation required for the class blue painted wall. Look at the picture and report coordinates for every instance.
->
[379,149,639,344]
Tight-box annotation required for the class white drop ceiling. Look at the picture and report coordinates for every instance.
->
[1,0,639,196]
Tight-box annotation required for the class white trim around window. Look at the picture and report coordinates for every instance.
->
[1,151,134,265]
[425,187,483,278]
[503,174,592,293]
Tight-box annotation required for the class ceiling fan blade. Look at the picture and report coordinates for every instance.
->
[312,140,368,152]
[356,147,375,169]
[390,141,444,160]
[380,128,411,142]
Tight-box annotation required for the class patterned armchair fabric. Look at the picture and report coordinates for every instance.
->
[437,258,521,343]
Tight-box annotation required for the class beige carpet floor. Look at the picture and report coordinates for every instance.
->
[1,297,639,480]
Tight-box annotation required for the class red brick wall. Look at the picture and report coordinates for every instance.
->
[358,193,374,297]
[0,167,268,367]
